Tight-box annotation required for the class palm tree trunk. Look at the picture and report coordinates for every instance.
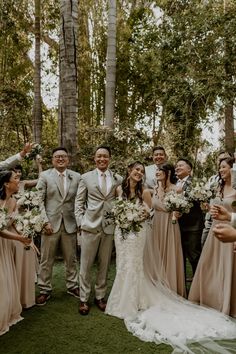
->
[59,0,78,165]
[32,0,42,143]
[104,0,117,129]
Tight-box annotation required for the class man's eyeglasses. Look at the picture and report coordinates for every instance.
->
[53,155,68,160]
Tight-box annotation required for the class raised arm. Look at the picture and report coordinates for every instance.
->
[0,143,33,170]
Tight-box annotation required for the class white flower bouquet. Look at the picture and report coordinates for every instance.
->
[189,178,218,211]
[14,188,44,249]
[163,191,193,224]
[106,199,147,239]
[14,207,44,239]
[16,188,42,210]
[25,143,43,161]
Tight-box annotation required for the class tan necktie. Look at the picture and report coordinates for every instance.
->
[101,173,107,195]
[59,173,65,196]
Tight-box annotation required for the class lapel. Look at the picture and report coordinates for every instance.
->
[65,170,72,197]
[182,176,192,192]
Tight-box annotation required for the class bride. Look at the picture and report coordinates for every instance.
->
[106,161,236,353]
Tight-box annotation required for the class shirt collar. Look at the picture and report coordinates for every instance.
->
[97,168,109,177]
[55,168,67,177]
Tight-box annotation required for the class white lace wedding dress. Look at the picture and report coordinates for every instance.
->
[106,221,236,353]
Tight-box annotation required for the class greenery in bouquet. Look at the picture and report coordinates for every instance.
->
[106,199,147,240]
[163,191,193,223]
[24,143,43,161]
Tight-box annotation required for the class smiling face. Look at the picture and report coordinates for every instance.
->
[175,160,191,180]
[219,160,231,181]
[156,168,166,183]
[94,148,110,172]
[129,163,145,183]
[5,171,20,194]
[153,149,167,166]
[52,149,69,172]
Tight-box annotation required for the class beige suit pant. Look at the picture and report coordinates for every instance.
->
[79,230,113,302]
[38,222,78,294]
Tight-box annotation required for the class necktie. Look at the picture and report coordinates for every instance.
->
[101,173,107,195]
[59,173,65,196]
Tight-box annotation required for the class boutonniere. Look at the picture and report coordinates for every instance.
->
[68,174,73,180]
[113,173,118,182]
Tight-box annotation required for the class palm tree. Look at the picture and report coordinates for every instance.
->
[58,0,78,165]
[104,0,117,129]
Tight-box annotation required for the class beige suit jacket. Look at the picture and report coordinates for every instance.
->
[37,168,81,234]
[75,169,122,235]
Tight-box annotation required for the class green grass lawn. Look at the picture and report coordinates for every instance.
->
[1,259,236,354]
[0,260,172,354]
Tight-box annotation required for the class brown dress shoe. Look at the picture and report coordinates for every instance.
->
[79,301,89,315]
[36,293,51,306]
[94,298,107,312]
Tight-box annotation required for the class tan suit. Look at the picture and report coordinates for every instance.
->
[37,168,81,294]
[75,169,122,302]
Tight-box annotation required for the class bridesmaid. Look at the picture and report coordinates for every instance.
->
[0,170,31,335]
[189,157,236,316]
[151,163,186,296]
[2,168,36,309]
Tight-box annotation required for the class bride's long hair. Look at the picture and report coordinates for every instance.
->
[121,161,144,202]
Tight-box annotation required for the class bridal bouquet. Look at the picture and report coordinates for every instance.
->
[163,191,193,224]
[189,178,218,211]
[106,199,147,240]
[15,188,44,248]
[25,143,43,161]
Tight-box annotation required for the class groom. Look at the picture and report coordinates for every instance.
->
[75,146,122,315]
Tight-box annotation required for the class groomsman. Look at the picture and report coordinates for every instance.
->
[36,147,81,306]
[75,146,122,315]
[175,158,204,278]
[145,146,167,189]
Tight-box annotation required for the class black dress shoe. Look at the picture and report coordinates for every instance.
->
[79,301,89,315]
[94,298,107,312]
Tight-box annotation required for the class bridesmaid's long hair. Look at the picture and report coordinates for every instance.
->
[218,157,234,199]
[122,161,145,202]
[0,171,13,200]
[158,163,177,191]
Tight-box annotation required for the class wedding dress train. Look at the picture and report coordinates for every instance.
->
[107,222,236,353]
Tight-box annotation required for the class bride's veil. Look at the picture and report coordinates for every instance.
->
[125,221,236,354]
